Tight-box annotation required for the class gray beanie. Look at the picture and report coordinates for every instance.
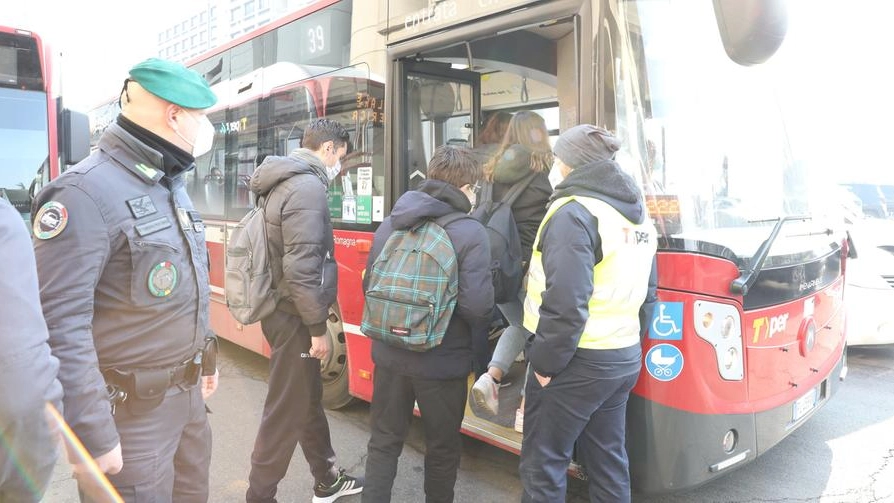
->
[553,125,621,170]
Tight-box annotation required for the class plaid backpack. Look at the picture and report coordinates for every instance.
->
[361,212,469,351]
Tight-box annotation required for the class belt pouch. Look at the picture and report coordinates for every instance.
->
[127,368,170,415]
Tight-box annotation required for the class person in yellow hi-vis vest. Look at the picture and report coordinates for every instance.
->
[519,125,658,503]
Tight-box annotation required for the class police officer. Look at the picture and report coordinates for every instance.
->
[0,197,62,502]
[32,58,219,502]
[520,125,658,502]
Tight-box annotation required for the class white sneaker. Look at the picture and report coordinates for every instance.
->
[514,408,524,433]
[471,373,500,415]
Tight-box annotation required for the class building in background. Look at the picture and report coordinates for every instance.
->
[157,0,317,62]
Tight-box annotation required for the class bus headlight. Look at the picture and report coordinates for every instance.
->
[694,301,744,380]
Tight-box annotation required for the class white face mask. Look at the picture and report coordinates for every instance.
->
[465,183,478,209]
[548,159,565,189]
[327,160,341,180]
[176,112,215,157]
[191,114,215,157]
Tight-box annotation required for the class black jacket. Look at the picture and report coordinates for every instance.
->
[249,149,337,336]
[528,159,658,378]
[489,145,552,264]
[365,180,494,379]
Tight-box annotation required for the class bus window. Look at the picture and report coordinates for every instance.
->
[321,72,384,228]
[189,108,227,218]
[226,101,261,221]
[190,49,229,87]
[270,84,317,155]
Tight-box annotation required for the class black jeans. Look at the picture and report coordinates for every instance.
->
[520,360,640,503]
[362,365,467,503]
[246,309,337,503]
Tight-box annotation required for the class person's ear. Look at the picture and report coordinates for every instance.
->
[166,105,184,131]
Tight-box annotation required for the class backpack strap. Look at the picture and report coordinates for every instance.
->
[500,171,538,208]
[478,181,496,208]
[433,211,471,229]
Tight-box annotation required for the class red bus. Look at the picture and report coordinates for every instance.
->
[0,26,89,219]
[89,0,850,493]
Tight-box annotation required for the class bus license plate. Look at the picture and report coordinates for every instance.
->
[792,386,818,422]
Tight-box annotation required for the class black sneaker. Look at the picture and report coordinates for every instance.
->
[312,469,363,503]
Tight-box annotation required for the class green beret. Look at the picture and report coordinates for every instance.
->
[128,58,217,109]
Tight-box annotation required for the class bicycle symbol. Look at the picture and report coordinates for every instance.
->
[652,303,682,338]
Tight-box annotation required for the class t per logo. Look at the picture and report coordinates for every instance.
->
[752,313,789,343]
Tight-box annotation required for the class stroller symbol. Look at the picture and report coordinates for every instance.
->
[646,344,684,381]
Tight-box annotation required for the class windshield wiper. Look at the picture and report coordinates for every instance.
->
[730,215,810,295]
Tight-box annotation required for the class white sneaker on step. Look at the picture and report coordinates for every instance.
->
[471,373,500,415]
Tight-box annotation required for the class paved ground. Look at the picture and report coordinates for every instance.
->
[41,343,894,502]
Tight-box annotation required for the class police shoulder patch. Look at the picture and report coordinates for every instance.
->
[33,201,69,240]
[148,261,178,297]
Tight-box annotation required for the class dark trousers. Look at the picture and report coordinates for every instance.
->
[362,365,467,503]
[246,309,337,503]
[519,362,639,503]
[79,385,211,503]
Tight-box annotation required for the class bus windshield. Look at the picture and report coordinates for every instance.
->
[0,30,48,194]
[615,1,839,265]
[0,84,48,192]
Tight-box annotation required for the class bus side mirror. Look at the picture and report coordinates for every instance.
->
[713,0,788,66]
[62,109,90,166]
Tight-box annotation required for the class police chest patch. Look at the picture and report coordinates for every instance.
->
[33,201,68,240]
[148,261,178,297]
[135,216,172,237]
[126,195,157,219]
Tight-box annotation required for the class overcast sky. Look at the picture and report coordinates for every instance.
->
[5,0,183,110]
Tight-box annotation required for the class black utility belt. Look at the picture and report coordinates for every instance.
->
[102,337,218,416]
[103,358,200,415]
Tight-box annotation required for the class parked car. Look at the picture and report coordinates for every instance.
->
[843,203,894,346]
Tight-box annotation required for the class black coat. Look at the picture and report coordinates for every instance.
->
[489,145,552,265]
[364,180,495,379]
[250,149,338,336]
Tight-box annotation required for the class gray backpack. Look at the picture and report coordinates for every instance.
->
[225,194,279,324]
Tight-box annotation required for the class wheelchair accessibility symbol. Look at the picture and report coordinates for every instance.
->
[650,301,683,340]
[645,344,684,382]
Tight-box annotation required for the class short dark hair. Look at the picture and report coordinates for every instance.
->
[302,118,349,151]
[427,145,482,188]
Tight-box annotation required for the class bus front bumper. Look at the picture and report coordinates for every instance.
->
[626,348,846,495]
